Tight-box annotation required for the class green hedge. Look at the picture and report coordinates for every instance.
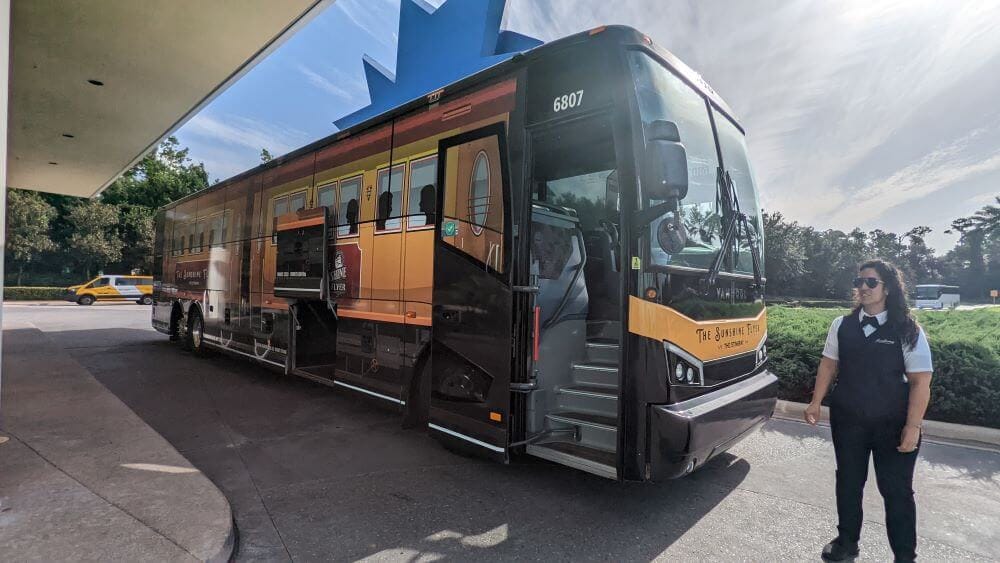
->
[768,306,1000,428]
[3,286,68,300]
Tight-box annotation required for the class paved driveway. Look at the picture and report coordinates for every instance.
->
[5,303,999,561]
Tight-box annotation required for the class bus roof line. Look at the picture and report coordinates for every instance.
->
[164,25,741,210]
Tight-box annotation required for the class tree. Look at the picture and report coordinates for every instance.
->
[66,202,122,278]
[98,136,208,274]
[118,206,156,273]
[100,136,208,209]
[5,189,57,285]
[946,216,986,298]
[762,212,806,296]
[260,148,274,163]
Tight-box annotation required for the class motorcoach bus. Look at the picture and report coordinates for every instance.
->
[152,26,777,481]
[915,284,960,309]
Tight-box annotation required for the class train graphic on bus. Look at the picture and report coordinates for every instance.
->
[151,26,776,481]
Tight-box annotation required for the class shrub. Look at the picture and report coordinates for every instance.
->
[926,340,1000,428]
[767,306,1000,428]
[4,286,68,300]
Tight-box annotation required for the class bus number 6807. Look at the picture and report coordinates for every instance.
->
[553,90,584,112]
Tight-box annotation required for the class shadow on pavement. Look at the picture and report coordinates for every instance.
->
[50,326,752,561]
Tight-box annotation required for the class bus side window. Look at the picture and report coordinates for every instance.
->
[376,165,404,232]
[337,176,362,237]
[317,183,336,210]
[406,156,437,229]
[271,195,289,244]
[289,191,306,213]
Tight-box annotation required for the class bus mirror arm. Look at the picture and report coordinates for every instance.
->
[631,200,677,233]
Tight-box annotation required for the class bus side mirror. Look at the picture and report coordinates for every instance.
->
[643,120,688,201]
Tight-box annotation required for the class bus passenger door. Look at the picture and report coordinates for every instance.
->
[430,124,512,460]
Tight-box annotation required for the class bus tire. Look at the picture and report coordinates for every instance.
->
[140,295,153,305]
[77,295,95,306]
[186,308,207,355]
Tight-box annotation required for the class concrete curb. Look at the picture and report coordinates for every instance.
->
[1,322,236,562]
[774,400,1000,449]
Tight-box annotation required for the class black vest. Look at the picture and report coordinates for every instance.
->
[829,313,909,421]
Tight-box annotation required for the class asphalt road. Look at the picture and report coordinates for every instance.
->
[6,302,1000,562]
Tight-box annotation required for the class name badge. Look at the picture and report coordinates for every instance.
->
[875,338,896,345]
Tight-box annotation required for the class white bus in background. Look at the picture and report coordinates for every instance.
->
[915,284,960,309]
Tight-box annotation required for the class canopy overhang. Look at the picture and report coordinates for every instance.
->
[8,0,331,198]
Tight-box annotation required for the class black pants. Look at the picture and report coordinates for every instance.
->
[830,409,919,561]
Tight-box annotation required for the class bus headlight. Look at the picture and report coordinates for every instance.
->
[666,344,703,386]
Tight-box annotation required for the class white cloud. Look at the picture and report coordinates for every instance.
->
[183,113,310,156]
[333,0,400,50]
[296,63,354,100]
[828,129,1000,226]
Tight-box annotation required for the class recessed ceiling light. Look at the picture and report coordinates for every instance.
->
[48,161,58,165]
[62,133,75,138]
[87,79,104,86]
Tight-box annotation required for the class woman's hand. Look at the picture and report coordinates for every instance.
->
[804,401,822,425]
[898,425,921,453]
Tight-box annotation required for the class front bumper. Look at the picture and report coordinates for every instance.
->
[63,290,79,302]
[648,369,778,480]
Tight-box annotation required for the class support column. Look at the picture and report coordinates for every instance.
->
[1,0,10,410]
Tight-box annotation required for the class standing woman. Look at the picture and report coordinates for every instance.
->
[805,259,933,563]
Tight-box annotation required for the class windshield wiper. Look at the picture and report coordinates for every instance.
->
[704,167,764,297]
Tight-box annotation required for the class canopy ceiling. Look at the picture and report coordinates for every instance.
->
[8,0,331,197]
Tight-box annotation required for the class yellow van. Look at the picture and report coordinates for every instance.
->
[65,275,154,305]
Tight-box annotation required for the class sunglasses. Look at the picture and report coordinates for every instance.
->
[852,277,884,289]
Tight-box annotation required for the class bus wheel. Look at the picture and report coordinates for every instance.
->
[186,309,207,355]
[77,295,95,306]
[140,295,153,306]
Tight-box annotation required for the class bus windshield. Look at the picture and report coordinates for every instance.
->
[916,286,941,299]
[628,51,764,275]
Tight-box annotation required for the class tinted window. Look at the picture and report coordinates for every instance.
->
[317,184,336,209]
[470,152,490,235]
[338,177,361,237]
[376,165,404,231]
[407,157,437,228]
[289,192,306,213]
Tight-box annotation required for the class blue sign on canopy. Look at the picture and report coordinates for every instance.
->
[333,0,542,130]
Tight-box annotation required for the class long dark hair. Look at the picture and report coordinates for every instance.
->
[853,259,920,348]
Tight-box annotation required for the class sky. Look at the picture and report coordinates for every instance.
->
[173,0,1000,254]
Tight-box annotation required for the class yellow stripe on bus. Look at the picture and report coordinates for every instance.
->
[628,296,765,362]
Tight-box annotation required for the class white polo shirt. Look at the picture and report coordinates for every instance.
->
[821,310,933,374]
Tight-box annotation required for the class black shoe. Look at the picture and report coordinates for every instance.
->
[822,537,859,561]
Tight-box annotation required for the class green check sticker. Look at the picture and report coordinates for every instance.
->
[443,221,458,237]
